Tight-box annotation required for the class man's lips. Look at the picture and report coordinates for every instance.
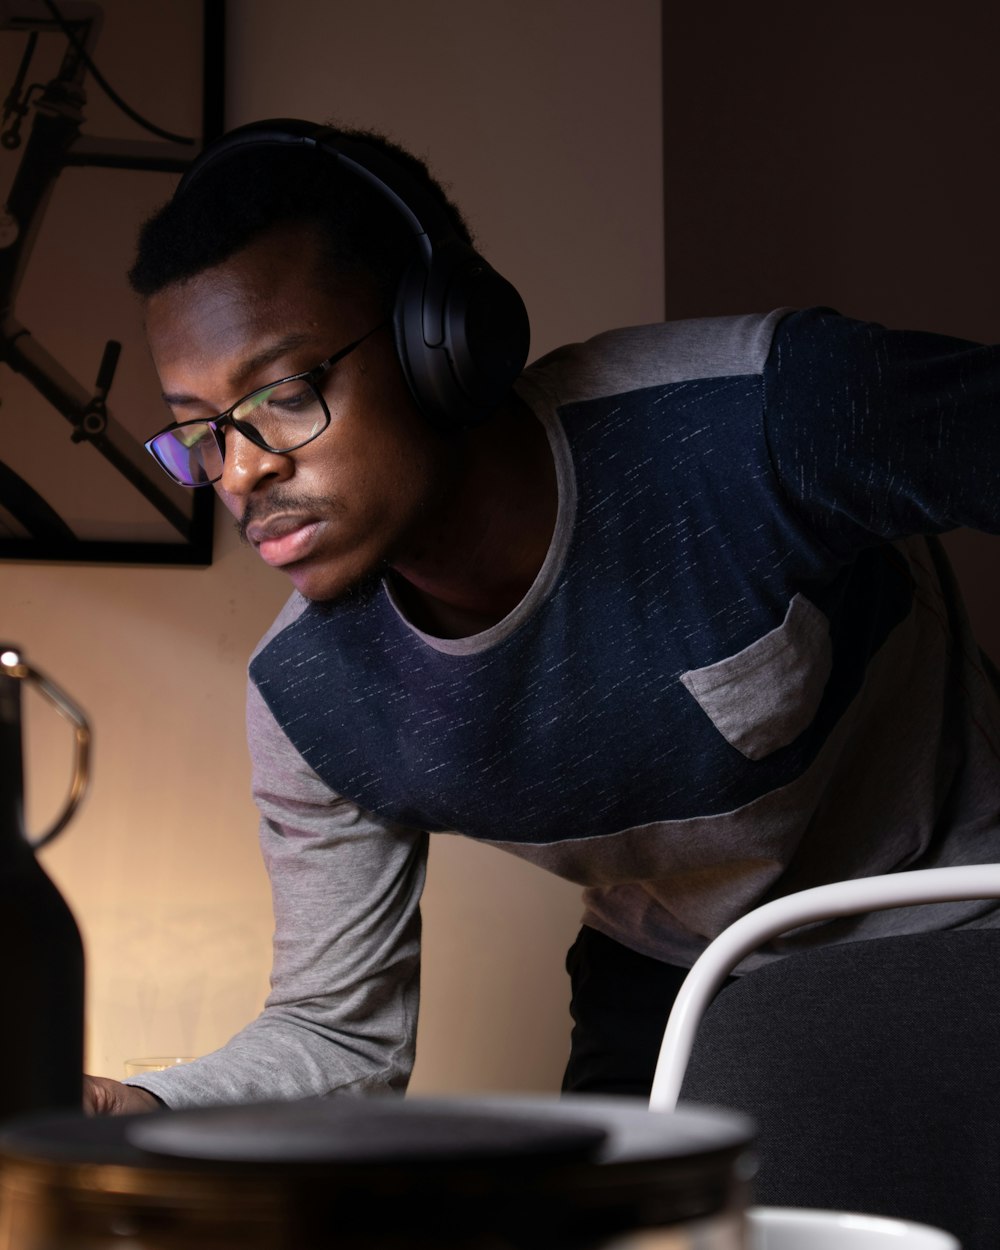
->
[245,514,324,568]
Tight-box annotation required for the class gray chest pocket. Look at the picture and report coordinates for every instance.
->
[679,594,832,761]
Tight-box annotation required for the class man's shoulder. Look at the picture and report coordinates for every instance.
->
[521,309,793,408]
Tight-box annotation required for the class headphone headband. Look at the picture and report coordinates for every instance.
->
[176,118,530,429]
[177,119,454,263]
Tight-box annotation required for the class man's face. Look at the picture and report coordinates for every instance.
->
[144,225,454,601]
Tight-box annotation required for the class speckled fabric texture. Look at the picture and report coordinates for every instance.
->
[132,309,1000,1108]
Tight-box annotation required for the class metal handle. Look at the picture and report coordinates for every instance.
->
[0,646,91,849]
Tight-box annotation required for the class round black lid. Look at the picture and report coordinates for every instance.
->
[0,1094,754,1243]
[128,1095,607,1165]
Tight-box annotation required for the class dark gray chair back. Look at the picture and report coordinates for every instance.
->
[679,930,1000,1250]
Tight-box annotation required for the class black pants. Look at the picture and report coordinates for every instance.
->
[561,926,731,1097]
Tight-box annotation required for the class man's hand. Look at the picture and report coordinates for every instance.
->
[83,1075,162,1116]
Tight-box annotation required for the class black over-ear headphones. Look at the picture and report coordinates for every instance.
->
[175,118,530,431]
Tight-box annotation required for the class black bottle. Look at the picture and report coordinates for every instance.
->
[0,645,85,1121]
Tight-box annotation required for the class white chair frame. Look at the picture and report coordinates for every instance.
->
[649,863,1000,1112]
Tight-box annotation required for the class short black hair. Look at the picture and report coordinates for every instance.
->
[128,123,473,308]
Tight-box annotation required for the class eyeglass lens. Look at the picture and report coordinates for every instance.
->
[151,376,328,486]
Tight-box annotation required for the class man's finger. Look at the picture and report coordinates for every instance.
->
[83,1075,161,1116]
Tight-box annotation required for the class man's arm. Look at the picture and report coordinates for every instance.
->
[110,682,427,1110]
[763,308,1000,556]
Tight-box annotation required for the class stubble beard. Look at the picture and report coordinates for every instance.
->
[234,489,377,605]
[235,488,409,608]
[234,443,458,609]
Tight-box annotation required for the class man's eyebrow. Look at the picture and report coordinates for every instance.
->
[235,333,315,384]
[160,332,316,407]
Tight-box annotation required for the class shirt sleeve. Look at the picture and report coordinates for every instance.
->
[763,307,1000,557]
[123,680,427,1109]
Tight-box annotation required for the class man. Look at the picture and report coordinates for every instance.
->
[86,119,1000,1115]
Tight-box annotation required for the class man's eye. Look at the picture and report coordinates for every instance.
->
[176,422,214,449]
[271,384,316,411]
[238,380,316,419]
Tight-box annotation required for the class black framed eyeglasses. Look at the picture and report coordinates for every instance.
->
[144,322,385,487]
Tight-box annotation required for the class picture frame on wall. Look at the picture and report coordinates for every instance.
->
[0,0,224,565]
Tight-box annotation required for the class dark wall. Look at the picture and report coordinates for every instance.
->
[662,0,1000,652]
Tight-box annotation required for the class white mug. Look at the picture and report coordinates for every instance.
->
[748,1206,960,1250]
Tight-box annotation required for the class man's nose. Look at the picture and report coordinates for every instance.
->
[217,427,294,498]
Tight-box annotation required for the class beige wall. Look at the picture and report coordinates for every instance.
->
[5,1,663,1093]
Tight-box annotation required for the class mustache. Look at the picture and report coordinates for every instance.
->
[236,491,344,545]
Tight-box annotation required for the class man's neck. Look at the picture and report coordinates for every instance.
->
[388,396,557,639]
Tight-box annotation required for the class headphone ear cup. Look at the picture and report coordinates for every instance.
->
[393,243,530,430]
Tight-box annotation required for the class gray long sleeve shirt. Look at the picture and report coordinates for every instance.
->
[130,309,1000,1108]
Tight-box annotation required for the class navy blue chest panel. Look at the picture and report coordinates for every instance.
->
[251,379,913,842]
